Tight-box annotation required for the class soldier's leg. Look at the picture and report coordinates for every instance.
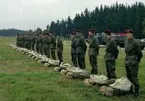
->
[40,45,43,55]
[32,44,35,51]
[130,65,140,96]
[89,55,98,74]
[105,61,111,79]
[125,66,133,93]
[78,53,86,69]
[77,53,81,68]
[125,66,133,81]
[47,49,50,58]
[43,46,47,56]
[38,45,41,54]
[107,61,116,79]
[71,53,78,67]
[57,52,63,65]
[36,45,39,53]
[51,48,56,60]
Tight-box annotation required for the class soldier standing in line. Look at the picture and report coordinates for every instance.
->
[70,32,78,67]
[104,30,118,79]
[56,36,63,65]
[50,31,56,60]
[39,34,44,55]
[36,34,40,53]
[88,29,99,74]
[31,34,35,51]
[76,30,87,69]
[124,29,143,97]
[16,34,19,47]
[43,31,51,58]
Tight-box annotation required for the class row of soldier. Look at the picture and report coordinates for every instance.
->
[16,31,63,65]
[16,29,142,97]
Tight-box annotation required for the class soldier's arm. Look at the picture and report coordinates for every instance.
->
[135,41,143,63]
[81,36,87,53]
[94,38,99,55]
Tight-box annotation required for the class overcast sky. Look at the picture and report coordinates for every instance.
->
[0,0,144,30]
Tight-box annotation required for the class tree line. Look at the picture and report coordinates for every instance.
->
[1,2,145,38]
[49,2,145,38]
[0,29,25,36]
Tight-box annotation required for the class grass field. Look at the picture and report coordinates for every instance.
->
[0,37,145,101]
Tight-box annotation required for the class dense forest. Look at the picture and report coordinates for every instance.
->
[49,2,145,38]
[0,29,25,36]
[1,2,145,38]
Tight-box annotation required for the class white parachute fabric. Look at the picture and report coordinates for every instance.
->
[109,77,132,91]
[66,67,90,79]
[89,74,108,84]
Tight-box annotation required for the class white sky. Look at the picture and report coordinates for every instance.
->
[0,0,144,30]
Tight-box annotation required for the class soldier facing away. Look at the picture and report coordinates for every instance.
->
[124,29,143,97]
[104,30,118,79]
[88,29,99,74]
[76,30,87,69]
[70,32,78,67]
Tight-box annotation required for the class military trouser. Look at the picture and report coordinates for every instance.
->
[39,44,43,55]
[71,53,78,67]
[57,51,63,65]
[125,65,140,94]
[44,45,50,58]
[105,60,116,79]
[51,48,56,60]
[89,55,98,74]
[36,43,39,53]
[31,44,35,51]
[77,53,86,69]
[25,43,29,49]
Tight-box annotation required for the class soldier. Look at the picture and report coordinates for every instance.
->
[50,31,56,60]
[43,31,51,58]
[39,34,44,55]
[36,34,40,53]
[76,30,87,69]
[124,29,142,97]
[88,29,99,74]
[104,30,118,79]
[57,36,63,65]
[70,32,78,67]
[16,34,19,47]
[31,34,35,51]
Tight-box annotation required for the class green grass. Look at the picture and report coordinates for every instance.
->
[0,37,145,101]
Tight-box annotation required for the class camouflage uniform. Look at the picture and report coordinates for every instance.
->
[36,35,40,53]
[71,35,78,67]
[31,35,35,51]
[16,34,19,47]
[76,33,87,69]
[125,37,142,95]
[50,34,56,60]
[25,35,29,49]
[104,37,118,79]
[88,35,99,74]
[57,37,63,65]
[43,34,51,58]
[39,35,44,55]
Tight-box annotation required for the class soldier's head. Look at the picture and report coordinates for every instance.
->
[76,30,82,36]
[88,29,96,36]
[70,32,76,38]
[104,30,111,39]
[125,29,133,40]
